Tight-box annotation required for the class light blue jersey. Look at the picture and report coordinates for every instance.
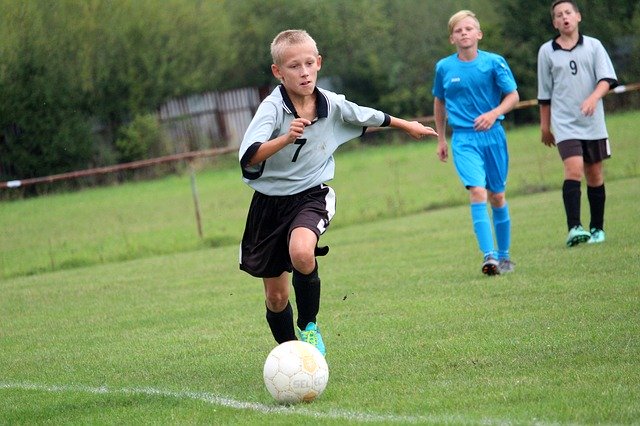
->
[432,50,517,130]
[240,86,389,196]
[432,50,517,192]
[432,48,517,267]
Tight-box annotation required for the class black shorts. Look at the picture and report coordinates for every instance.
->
[557,139,611,163]
[239,185,336,278]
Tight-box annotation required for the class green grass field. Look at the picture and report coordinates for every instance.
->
[1,112,639,424]
[1,111,639,280]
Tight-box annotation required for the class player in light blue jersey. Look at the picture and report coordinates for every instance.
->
[537,0,618,247]
[239,30,437,355]
[432,10,520,275]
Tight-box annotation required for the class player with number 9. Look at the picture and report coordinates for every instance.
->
[537,0,618,247]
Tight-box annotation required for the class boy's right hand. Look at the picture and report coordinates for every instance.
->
[541,129,556,147]
[436,140,449,162]
[287,118,312,142]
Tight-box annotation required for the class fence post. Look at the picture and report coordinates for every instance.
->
[189,161,203,239]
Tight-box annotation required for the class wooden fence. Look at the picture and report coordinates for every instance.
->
[157,86,268,151]
[1,83,639,190]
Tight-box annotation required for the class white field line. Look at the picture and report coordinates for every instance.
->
[0,381,512,424]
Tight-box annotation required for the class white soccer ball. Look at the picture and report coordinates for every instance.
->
[263,340,329,404]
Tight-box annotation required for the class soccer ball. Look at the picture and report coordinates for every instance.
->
[263,340,329,404]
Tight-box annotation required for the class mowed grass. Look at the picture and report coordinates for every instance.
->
[1,110,639,279]
[1,178,639,424]
[1,111,640,424]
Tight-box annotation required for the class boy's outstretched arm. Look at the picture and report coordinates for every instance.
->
[388,116,438,140]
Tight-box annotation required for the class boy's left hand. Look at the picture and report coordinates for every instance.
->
[580,97,598,116]
[474,111,498,131]
[405,121,438,139]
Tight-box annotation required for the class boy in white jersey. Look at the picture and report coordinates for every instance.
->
[432,10,520,276]
[537,0,618,247]
[239,30,437,355]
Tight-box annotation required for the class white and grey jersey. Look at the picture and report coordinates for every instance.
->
[239,85,390,196]
[537,34,618,143]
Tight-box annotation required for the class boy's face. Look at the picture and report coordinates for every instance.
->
[271,41,322,98]
[449,17,482,50]
[552,2,581,35]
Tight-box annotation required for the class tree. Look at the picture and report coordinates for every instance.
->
[1,0,638,187]
[0,0,235,181]
[0,1,92,182]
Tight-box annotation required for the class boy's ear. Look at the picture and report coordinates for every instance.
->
[317,55,323,70]
[271,64,282,80]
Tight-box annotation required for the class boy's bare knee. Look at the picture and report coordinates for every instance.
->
[265,292,289,312]
[489,192,506,207]
[468,186,488,203]
[291,252,316,275]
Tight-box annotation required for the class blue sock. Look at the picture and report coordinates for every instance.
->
[471,202,495,258]
[492,204,511,260]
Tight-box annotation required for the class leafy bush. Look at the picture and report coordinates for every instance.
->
[115,114,168,163]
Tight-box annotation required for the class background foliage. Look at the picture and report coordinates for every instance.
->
[1,0,639,183]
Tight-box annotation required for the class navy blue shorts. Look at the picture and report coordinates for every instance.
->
[239,185,336,278]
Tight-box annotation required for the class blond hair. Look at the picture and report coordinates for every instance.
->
[270,29,318,65]
[448,10,480,35]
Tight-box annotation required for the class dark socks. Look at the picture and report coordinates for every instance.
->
[292,263,321,330]
[266,301,296,343]
[587,184,606,230]
[562,179,582,230]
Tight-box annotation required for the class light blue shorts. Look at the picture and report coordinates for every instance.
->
[451,124,509,193]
